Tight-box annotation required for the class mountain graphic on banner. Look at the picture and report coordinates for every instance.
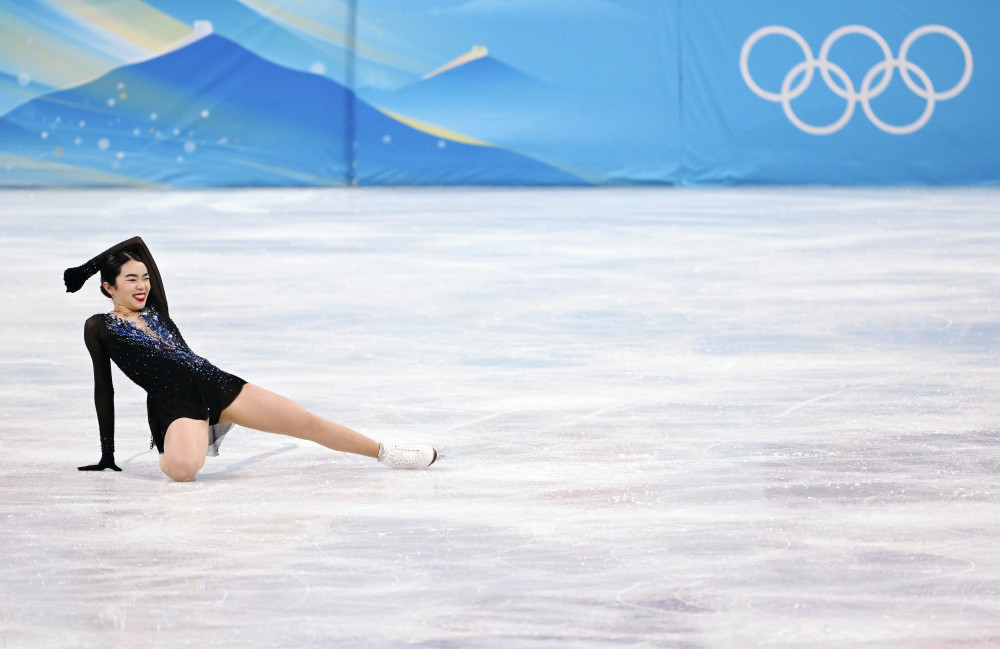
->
[360,48,564,140]
[0,34,584,186]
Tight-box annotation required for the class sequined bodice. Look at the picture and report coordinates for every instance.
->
[105,308,203,371]
[94,306,226,399]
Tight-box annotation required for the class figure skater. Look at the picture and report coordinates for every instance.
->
[64,236,437,481]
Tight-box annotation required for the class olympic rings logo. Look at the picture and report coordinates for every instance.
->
[740,25,973,135]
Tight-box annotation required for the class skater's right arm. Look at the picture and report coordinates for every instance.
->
[64,236,170,317]
[78,317,120,472]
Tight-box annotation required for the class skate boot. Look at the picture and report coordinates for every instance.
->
[377,443,438,469]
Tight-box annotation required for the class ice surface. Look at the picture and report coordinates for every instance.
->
[1,187,999,648]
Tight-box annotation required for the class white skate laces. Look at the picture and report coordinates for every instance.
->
[377,443,438,469]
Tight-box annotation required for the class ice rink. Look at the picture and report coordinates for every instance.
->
[2,187,1000,648]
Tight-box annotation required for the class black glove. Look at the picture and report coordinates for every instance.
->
[78,454,121,472]
[64,262,98,293]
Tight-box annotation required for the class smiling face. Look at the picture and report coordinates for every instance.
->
[103,259,150,312]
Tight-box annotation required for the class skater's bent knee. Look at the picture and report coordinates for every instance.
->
[160,453,203,482]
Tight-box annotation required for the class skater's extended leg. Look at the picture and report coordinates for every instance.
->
[219,384,380,458]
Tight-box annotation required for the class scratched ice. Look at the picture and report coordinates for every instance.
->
[1,187,999,648]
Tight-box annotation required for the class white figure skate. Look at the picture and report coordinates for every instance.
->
[377,443,438,469]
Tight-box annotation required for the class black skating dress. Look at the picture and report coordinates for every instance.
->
[82,237,247,457]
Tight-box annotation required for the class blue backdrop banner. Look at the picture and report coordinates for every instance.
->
[682,0,997,185]
[0,1,995,186]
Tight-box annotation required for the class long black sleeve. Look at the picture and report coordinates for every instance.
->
[68,236,170,317]
[84,316,116,458]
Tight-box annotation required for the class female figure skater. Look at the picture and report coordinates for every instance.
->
[64,237,436,481]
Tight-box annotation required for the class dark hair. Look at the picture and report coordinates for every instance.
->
[99,250,143,298]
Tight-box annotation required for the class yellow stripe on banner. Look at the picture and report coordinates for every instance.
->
[377,109,493,147]
[49,0,192,52]
[0,153,159,186]
[225,156,347,185]
[422,46,488,80]
[237,0,427,74]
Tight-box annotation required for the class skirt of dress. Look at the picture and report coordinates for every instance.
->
[146,370,247,455]
[207,422,234,457]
